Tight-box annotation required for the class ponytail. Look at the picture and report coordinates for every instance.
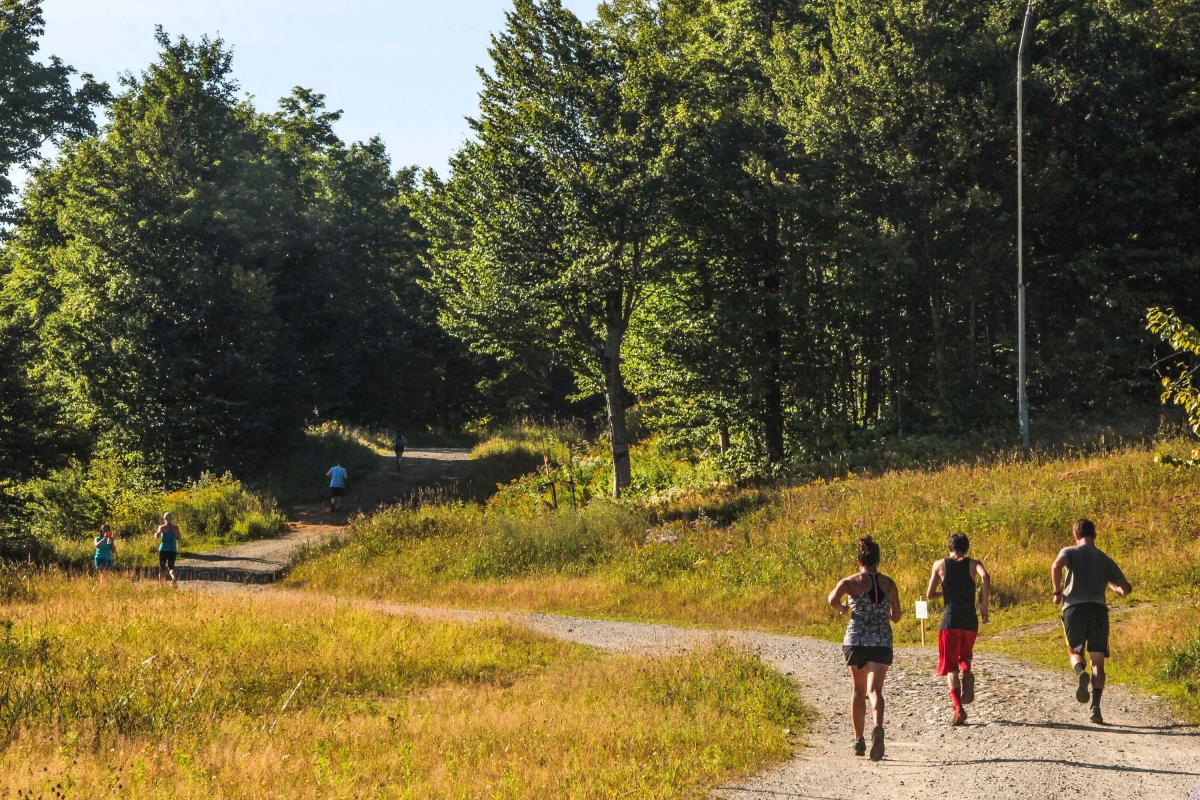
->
[857,535,881,569]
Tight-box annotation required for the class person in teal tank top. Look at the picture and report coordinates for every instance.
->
[156,511,182,586]
[93,523,116,579]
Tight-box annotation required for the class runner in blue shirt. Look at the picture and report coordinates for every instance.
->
[156,512,182,586]
[94,523,116,579]
[326,463,348,512]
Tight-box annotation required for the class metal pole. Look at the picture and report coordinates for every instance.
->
[1017,0,1033,450]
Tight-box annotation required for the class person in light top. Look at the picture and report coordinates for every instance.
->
[326,462,348,512]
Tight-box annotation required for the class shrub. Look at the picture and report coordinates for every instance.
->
[230,510,287,542]
[1163,635,1200,682]
[258,421,383,506]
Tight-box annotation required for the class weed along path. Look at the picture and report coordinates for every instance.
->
[188,584,1200,800]
[177,451,1200,799]
[175,448,470,582]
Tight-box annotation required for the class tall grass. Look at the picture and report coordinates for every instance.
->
[52,474,287,569]
[470,422,725,511]
[292,442,1200,638]
[258,422,384,507]
[0,574,804,799]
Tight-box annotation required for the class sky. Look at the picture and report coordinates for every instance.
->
[36,0,597,176]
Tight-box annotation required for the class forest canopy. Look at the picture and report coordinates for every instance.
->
[2,0,1199,504]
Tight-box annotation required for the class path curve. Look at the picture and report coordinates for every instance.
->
[175,448,470,582]
[189,583,1200,800]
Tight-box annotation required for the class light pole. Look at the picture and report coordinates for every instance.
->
[1016,0,1033,450]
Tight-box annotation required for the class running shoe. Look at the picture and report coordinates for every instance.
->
[1089,706,1104,724]
[852,738,866,757]
[1075,669,1090,703]
[869,725,885,761]
[961,671,975,704]
[951,707,967,726]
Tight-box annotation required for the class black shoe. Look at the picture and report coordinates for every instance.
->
[852,738,866,757]
[869,726,885,761]
[1075,670,1090,703]
[962,671,975,704]
[1090,705,1104,724]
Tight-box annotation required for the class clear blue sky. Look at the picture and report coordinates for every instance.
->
[37,0,596,175]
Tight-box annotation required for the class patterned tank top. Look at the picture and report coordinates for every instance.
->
[843,572,893,648]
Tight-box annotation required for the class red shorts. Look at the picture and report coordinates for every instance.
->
[937,629,977,675]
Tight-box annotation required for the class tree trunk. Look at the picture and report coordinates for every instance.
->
[761,216,785,464]
[602,294,632,498]
[928,293,949,420]
[717,419,731,455]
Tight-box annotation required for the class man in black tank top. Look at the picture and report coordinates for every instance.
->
[926,532,991,726]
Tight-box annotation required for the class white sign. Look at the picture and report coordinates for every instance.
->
[914,600,929,620]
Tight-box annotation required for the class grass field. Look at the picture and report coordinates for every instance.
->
[289,441,1200,719]
[0,573,804,799]
[51,475,288,570]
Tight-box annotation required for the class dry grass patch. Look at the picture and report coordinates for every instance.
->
[0,574,804,799]
[987,599,1200,722]
[292,444,1200,638]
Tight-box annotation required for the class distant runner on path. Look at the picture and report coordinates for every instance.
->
[1051,518,1132,724]
[156,512,181,586]
[926,532,991,726]
[94,523,116,579]
[326,463,348,511]
[393,432,407,472]
[828,535,901,762]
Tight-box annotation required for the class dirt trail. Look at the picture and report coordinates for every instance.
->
[190,583,1200,800]
[175,448,470,582]
[177,451,1200,799]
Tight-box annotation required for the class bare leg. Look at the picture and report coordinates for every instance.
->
[1089,652,1106,690]
[848,666,867,741]
[866,663,889,729]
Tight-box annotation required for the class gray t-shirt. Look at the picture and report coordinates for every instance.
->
[1058,542,1127,608]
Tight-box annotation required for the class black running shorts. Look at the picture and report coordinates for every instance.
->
[330,486,345,497]
[159,550,177,570]
[843,646,894,668]
[1062,603,1109,656]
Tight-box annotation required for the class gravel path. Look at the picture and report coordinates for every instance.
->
[175,448,469,581]
[189,583,1200,800]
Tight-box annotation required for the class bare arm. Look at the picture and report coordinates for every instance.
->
[827,578,851,615]
[1051,553,1067,604]
[974,559,991,624]
[886,577,902,623]
[925,560,943,600]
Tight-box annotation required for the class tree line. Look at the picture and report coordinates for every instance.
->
[0,7,483,517]
[3,0,1200,508]
[417,0,1200,494]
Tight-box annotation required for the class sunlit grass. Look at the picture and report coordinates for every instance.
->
[986,599,1200,721]
[0,573,805,798]
[290,442,1200,717]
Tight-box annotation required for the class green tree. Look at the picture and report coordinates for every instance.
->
[419,0,672,496]
[0,0,108,220]
[1147,307,1200,441]
[2,31,301,481]
[1,0,106,526]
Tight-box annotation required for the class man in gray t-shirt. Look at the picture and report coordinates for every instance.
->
[1051,519,1133,724]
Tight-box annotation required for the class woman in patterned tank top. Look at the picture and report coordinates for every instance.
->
[827,535,901,762]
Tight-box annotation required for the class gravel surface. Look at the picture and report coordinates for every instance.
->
[189,583,1200,800]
